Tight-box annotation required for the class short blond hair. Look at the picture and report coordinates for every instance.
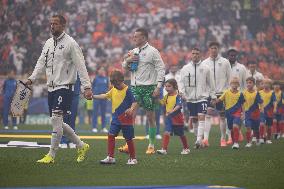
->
[230,77,240,85]
[262,78,272,85]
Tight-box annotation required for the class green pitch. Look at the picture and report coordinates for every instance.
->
[0,124,284,189]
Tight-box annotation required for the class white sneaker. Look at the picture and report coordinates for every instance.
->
[266,140,272,144]
[92,128,98,133]
[245,143,252,148]
[69,143,76,149]
[100,156,116,164]
[156,134,162,140]
[251,137,257,143]
[145,135,149,139]
[59,143,68,149]
[13,126,18,130]
[194,140,202,149]
[101,128,108,133]
[232,143,239,149]
[126,158,138,165]
[4,126,9,130]
[189,129,194,133]
[157,149,167,155]
[259,139,265,144]
[181,148,190,155]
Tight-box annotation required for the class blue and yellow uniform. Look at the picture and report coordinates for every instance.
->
[243,90,263,130]
[160,93,184,136]
[106,85,136,140]
[219,89,245,129]
[259,90,276,126]
[274,90,284,121]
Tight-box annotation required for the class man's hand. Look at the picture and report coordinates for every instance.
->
[152,87,160,98]
[84,88,93,100]
[125,53,139,64]
[25,79,32,86]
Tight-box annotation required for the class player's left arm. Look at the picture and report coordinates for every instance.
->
[152,49,165,96]
[70,41,93,99]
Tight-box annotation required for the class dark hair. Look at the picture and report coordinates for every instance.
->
[135,28,148,39]
[247,60,257,65]
[165,79,178,90]
[209,41,220,48]
[246,77,255,84]
[273,80,280,86]
[227,48,238,54]
[52,14,67,25]
[110,70,124,83]
[192,47,200,51]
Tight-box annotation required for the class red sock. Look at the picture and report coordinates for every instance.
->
[267,127,272,140]
[281,122,284,134]
[126,139,136,159]
[179,135,189,149]
[231,129,234,143]
[259,125,265,139]
[162,134,170,150]
[233,127,239,143]
[246,128,252,143]
[272,121,277,134]
[108,135,115,157]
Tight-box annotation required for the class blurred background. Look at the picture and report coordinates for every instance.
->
[0,0,284,131]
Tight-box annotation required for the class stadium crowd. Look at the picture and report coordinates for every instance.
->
[0,0,284,80]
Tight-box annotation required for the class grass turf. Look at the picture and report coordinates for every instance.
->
[0,124,284,189]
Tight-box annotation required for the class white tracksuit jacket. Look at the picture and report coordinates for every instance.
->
[231,62,247,91]
[202,55,231,95]
[29,32,91,92]
[180,60,216,103]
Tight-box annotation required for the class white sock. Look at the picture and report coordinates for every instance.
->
[62,122,84,148]
[192,121,198,136]
[204,116,211,141]
[197,121,205,142]
[226,125,232,139]
[220,119,226,140]
[48,115,64,158]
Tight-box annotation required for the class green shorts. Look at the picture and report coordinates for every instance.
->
[131,85,158,111]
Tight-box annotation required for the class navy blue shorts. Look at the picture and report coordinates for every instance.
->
[274,114,283,122]
[109,124,134,140]
[208,95,224,115]
[245,118,260,131]
[260,113,273,126]
[164,117,184,136]
[48,88,73,117]
[187,101,208,117]
[226,115,241,130]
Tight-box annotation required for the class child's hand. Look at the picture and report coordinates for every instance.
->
[273,108,277,114]
[125,108,135,117]
[211,99,217,106]
[166,111,173,116]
